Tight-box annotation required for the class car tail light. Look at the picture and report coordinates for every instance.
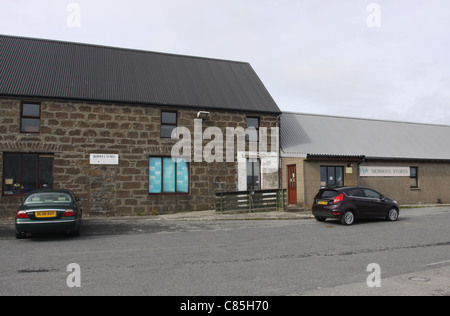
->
[17,211,29,219]
[63,209,76,217]
[333,193,344,204]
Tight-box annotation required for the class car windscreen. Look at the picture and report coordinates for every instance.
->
[24,192,73,205]
[317,190,340,199]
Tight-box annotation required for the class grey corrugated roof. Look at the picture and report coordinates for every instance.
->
[281,112,450,160]
[0,35,280,114]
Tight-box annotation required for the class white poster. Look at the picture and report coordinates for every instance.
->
[90,154,119,165]
[360,166,410,177]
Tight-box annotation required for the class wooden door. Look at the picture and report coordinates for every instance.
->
[287,165,297,205]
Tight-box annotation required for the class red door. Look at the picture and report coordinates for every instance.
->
[287,165,297,205]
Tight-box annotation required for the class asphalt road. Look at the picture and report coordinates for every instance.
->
[0,207,449,296]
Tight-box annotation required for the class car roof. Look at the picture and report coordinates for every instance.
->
[322,186,371,192]
[27,189,75,195]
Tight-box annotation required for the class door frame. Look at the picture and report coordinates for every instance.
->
[287,165,297,205]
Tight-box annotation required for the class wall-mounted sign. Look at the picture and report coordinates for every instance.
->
[360,166,410,177]
[90,154,119,165]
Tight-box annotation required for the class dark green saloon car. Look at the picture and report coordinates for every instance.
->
[15,190,83,239]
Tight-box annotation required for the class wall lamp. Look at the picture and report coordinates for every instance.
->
[197,111,211,120]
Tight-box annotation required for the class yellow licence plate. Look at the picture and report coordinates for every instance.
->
[35,211,57,218]
[318,201,328,205]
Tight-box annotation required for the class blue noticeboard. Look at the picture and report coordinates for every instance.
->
[177,159,189,193]
[163,158,176,193]
[149,157,189,194]
[149,158,162,193]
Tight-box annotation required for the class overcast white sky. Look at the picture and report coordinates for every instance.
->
[1,0,449,124]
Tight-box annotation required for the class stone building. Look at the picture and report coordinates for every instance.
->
[281,112,450,209]
[0,35,281,217]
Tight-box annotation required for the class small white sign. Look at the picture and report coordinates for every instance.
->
[90,154,119,165]
[360,166,410,177]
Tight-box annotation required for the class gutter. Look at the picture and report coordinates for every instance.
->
[277,114,282,189]
[357,156,366,186]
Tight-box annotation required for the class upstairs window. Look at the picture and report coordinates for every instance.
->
[161,111,178,139]
[246,117,260,142]
[21,103,41,133]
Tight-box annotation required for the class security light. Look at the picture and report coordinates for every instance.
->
[197,111,210,119]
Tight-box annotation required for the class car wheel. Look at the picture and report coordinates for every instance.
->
[341,211,355,226]
[15,231,27,239]
[315,216,327,222]
[386,208,399,222]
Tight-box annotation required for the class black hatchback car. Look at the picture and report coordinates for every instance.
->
[312,186,399,225]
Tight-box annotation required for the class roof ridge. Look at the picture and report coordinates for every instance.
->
[282,111,450,128]
[0,34,280,114]
[0,34,249,65]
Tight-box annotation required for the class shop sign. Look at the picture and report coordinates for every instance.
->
[90,154,119,165]
[360,166,410,177]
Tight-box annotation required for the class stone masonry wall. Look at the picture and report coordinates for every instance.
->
[0,98,278,218]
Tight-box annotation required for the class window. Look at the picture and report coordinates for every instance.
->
[24,192,72,205]
[320,166,344,188]
[21,103,41,133]
[317,189,340,199]
[363,189,382,199]
[149,157,189,194]
[410,167,419,188]
[246,117,260,142]
[347,188,365,198]
[2,153,54,196]
[247,158,261,191]
[161,111,178,139]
